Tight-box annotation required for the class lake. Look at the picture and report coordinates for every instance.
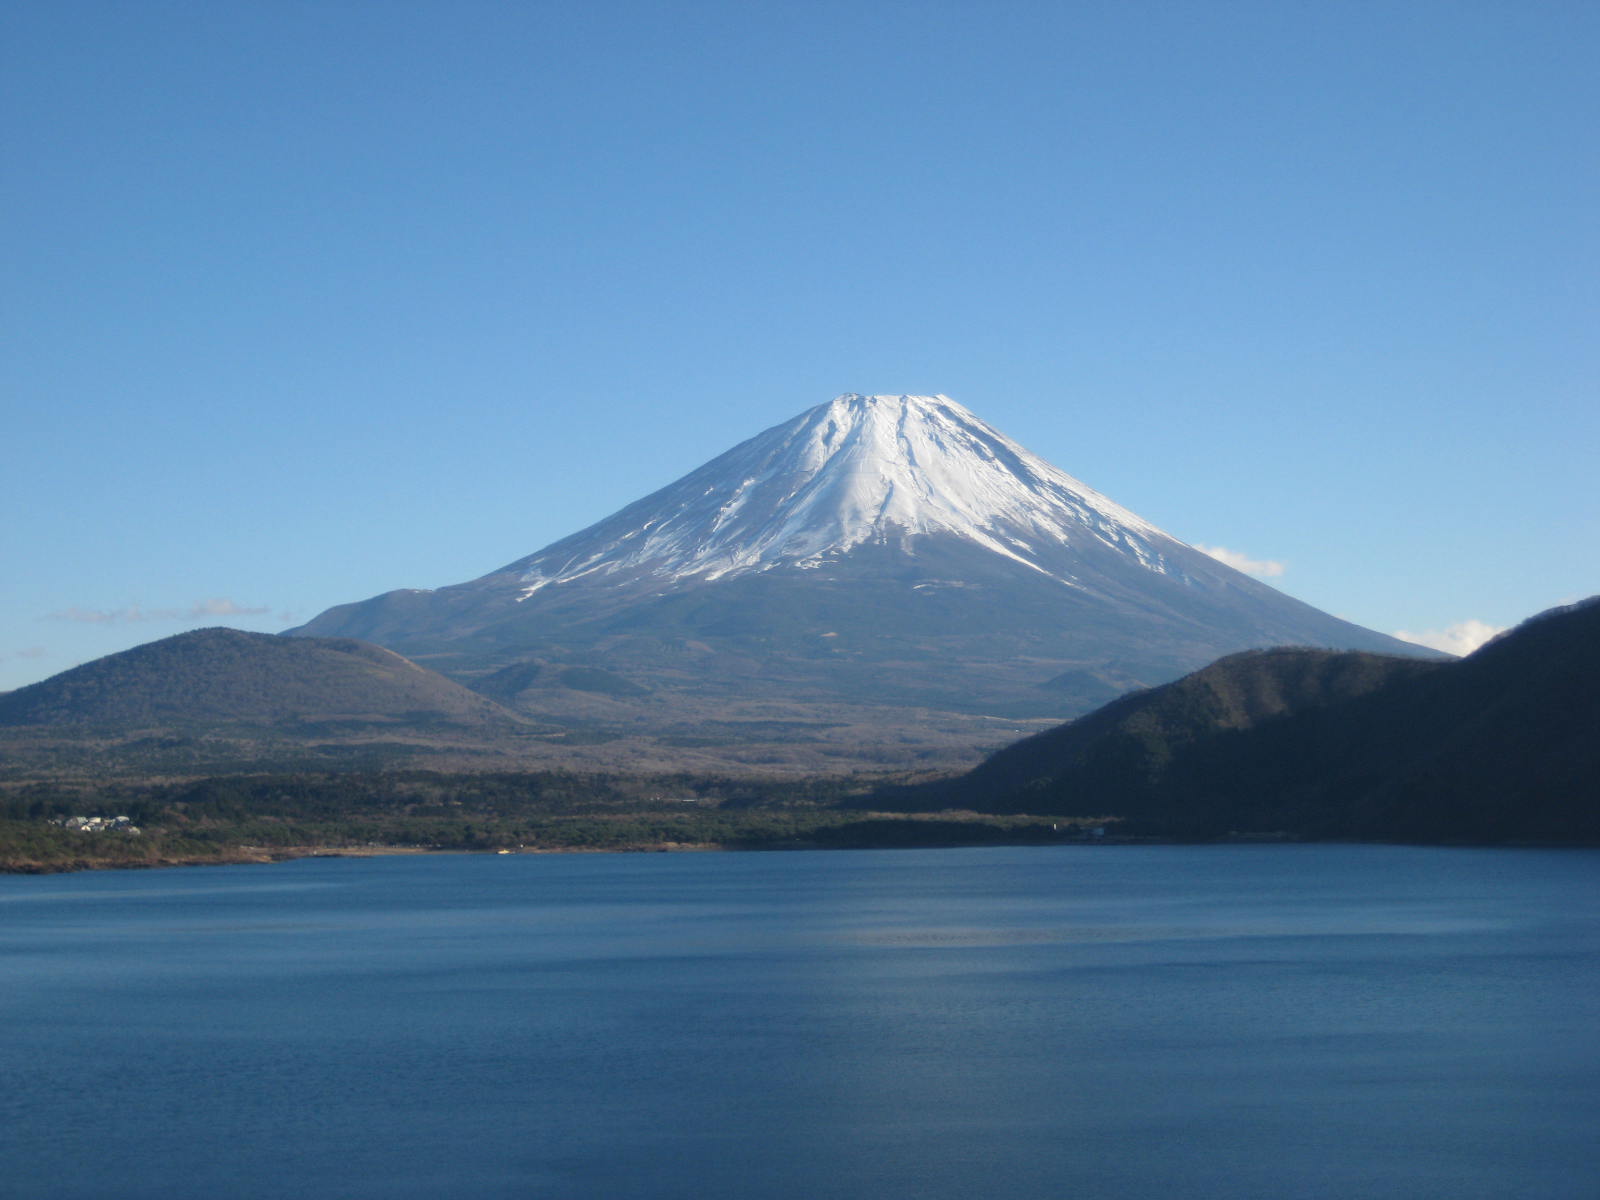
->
[2,845,1596,1199]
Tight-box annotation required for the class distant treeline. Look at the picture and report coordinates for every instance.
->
[0,769,1093,871]
[1,768,882,823]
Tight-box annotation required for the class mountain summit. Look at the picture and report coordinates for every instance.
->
[513,393,1172,593]
[290,393,1433,768]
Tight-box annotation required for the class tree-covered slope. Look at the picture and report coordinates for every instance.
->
[0,628,521,731]
[904,598,1600,843]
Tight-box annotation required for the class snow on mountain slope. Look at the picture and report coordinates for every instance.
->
[508,394,1182,596]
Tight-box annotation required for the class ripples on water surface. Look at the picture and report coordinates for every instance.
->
[2,844,1596,1199]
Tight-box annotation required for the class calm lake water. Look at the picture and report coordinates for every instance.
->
[2,845,1596,1199]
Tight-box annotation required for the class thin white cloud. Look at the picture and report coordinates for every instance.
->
[1,646,48,663]
[1195,544,1286,578]
[45,606,127,624]
[187,598,271,618]
[1393,619,1506,657]
[46,598,272,625]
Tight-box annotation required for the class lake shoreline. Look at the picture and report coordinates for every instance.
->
[0,841,711,875]
[8,831,1593,875]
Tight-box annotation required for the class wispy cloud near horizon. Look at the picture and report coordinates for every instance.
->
[1194,544,1286,578]
[1393,618,1505,657]
[46,598,273,625]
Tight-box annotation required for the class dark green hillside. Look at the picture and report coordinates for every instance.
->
[885,647,1440,813]
[1326,598,1600,841]
[0,628,521,731]
[973,647,1439,796]
[900,598,1600,843]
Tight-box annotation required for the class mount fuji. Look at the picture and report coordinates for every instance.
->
[289,394,1433,766]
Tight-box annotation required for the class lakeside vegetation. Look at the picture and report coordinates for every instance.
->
[0,769,1103,873]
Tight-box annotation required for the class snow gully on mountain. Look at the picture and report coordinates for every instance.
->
[512,394,1177,599]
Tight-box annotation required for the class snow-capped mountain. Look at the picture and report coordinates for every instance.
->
[289,393,1434,764]
[512,394,1174,593]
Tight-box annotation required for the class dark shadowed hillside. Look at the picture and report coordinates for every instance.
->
[955,647,1442,798]
[0,628,521,732]
[892,598,1600,843]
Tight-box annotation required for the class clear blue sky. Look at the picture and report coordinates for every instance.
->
[4,0,1596,689]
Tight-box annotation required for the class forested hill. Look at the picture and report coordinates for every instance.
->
[0,628,519,731]
[888,598,1600,843]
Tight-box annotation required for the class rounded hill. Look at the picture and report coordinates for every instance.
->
[0,628,518,731]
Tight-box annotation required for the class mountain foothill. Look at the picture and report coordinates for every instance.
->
[885,597,1600,844]
[0,626,519,727]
